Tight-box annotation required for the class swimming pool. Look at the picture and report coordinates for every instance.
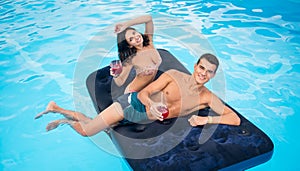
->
[1,0,299,170]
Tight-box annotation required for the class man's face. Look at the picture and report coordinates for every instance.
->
[193,58,217,85]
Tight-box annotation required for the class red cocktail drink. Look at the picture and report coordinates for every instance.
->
[157,105,169,119]
[110,60,122,75]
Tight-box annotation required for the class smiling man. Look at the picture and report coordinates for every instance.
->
[138,53,241,126]
[36,53,240,136]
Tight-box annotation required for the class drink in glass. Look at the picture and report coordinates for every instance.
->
[157,105,169,119]
[110,60,122,75]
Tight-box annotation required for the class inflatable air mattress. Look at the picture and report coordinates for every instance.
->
[86,49,273,170]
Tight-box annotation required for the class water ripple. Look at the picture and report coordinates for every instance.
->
[255,29,281,38]
[0,114,16,121]
[19,74,45,83]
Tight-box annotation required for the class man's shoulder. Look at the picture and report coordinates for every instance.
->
[201,86,211,95]
[165,69,187,76]
[163,69,190,82]
[200,86,216,102]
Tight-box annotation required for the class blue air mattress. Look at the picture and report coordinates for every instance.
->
[86,49,274,170]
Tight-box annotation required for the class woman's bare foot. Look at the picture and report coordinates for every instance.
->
[46,120,61,131]
[46,119,70,131]
[35,101,60,119]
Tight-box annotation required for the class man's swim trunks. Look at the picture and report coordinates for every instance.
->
[115,92,148,123]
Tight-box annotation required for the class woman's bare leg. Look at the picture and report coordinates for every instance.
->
[35,101,92,123]
[46,102,124,136]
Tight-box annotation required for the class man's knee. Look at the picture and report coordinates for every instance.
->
[112,102,125,119]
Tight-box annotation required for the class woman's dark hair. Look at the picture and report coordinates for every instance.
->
[117,27,150,63]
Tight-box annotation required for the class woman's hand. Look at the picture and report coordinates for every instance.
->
[110,67,120,78]
[114,22,128,33]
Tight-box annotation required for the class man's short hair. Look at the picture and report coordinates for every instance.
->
[197,53,219,72]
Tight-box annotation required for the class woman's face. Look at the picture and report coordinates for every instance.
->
[125,29,143,48]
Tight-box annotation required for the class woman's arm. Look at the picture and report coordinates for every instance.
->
[115,15,154,41]
[112,63,133,86]
[152,50,162,67]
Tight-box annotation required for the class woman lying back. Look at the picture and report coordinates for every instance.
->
[112,14,162,93]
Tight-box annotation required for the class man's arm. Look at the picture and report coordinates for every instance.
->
[138,71,172,107]
[189,91,241,126]
[207,92,240,125]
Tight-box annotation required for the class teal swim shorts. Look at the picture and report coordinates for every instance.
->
[115,92,148,123]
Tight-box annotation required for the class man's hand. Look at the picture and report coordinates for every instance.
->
[149,102,165,121]
[188,115,209,126]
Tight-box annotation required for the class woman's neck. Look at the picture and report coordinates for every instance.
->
[135,44,144,50]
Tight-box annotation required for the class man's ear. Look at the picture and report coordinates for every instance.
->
[212,73,216,78]
[210,72,216,79]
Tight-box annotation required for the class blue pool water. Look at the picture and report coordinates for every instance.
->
[1,0,300,170]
